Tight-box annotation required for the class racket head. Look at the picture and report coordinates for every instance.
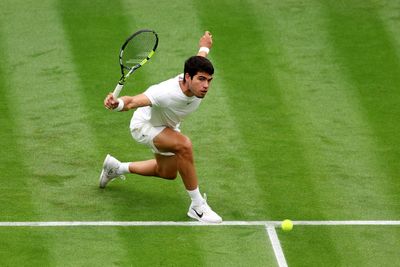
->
[119,29,158,77]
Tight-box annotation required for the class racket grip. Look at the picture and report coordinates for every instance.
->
[113,83,124,98]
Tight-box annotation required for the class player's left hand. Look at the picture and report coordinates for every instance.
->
[199,31,213,49]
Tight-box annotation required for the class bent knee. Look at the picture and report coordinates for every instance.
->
[159,172,177,180]
[176,136,193,155]
[156,167,178,180]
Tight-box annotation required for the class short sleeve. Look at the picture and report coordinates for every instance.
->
[143,84,170,107]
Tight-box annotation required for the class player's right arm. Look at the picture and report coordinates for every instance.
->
[104,93,151,111]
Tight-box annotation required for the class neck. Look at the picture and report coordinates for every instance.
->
[179,80,194,97]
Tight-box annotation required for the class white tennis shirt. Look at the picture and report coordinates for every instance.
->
[130,74,202,130]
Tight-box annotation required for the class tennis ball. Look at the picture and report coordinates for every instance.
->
[281,219,293,231]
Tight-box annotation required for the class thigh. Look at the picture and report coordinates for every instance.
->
[153,127,190,154]
[131,123,174,156]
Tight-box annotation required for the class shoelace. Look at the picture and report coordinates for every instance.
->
[108,167,126,182]
[196,194,212,213]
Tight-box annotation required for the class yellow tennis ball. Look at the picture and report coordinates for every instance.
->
[281,219,293,231]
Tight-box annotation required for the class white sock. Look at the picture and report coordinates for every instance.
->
[117,162,131,175]
[187,187,204,206]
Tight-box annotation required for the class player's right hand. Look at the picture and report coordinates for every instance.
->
[104,93,119,110]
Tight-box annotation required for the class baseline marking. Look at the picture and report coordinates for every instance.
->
[0,220,399,227]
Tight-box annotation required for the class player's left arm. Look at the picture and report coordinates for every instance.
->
[197,31,212,57]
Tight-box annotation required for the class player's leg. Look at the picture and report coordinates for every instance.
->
[152,127,198,190]
[153,128,222,223]
[100,155,178,187]
[99,125,221,223]
[104,127,195,187]
[129,154,178,180]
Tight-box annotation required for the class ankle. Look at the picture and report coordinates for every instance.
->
[117,162,131,175]
[187,187,204,206]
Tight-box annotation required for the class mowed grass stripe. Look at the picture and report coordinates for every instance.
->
[256,1,395,219]
[243,1,343,264]
[1,0,128,265]
[1,0,101,219]
[324,1,400,216]
[378,1,400,60]
[0,30,52,266]
[57,0,134,155]
[0,31,38,221]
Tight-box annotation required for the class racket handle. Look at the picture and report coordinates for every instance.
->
[113,83,124,98]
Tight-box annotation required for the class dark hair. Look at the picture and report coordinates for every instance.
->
[183,56,214,82]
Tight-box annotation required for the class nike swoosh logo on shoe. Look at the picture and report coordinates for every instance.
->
[192,208,203,218]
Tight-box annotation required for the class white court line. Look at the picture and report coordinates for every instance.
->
[0,221,272,227]
[0,220,399,227]
[266,225,288,267]
[294,220,400,226]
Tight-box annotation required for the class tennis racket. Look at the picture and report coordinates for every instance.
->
[113,29,159,98]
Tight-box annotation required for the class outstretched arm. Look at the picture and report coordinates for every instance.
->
[197,31,213,57]
[104,93,151,111]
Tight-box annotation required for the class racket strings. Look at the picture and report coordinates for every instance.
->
[122,32,157,69]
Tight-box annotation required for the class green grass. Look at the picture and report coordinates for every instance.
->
[281,226,400,266]
[0,226,275,266]
[1,0,400,266]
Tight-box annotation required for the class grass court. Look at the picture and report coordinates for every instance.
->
[1,0,400,266]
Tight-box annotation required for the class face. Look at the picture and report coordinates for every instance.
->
[186,72,213,98]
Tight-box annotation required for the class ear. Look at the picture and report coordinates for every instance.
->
[184,72,192,81]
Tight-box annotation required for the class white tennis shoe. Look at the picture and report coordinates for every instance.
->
[99,154,125,188]
[187,194,222,224]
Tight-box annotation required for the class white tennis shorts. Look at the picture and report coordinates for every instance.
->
[130,122,175,156]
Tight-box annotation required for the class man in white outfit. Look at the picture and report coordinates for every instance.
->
[101,31,222,223]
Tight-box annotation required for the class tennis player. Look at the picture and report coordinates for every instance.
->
[101,31,222,223]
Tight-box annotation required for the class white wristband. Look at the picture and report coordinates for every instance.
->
[114,98,124,112]
[199,47,210,54]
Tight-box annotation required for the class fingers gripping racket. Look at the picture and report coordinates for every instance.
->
[113,29,158,98]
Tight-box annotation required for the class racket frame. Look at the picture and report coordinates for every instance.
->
[113,29,158,98]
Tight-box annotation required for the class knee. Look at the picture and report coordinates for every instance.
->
[158,171,177,180]
[156,165,178,180]
[176,136,193,156]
